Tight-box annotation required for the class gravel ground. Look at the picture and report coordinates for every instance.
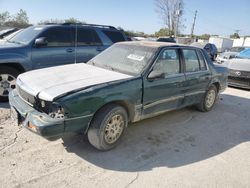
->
[0,87,249,188]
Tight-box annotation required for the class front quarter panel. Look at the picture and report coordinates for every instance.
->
[0,45,32,71]
[56,77,142,132]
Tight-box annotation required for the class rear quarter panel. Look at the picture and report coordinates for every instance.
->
[204,51,228,91]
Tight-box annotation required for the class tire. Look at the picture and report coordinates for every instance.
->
[87,104,128,151]
[0,66,20,102]
[196,85,218,112]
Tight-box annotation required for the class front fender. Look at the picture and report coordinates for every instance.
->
[58,77,143,120]
[0,52,32,71]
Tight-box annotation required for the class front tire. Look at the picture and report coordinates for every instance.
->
[196,85,218,112]
[87,104,128,151]
[0,66,20,102]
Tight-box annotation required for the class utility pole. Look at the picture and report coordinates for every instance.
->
[174,2,181,38]
[190,10,197,38]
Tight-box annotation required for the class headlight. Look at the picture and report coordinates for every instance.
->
[49,103,65,119]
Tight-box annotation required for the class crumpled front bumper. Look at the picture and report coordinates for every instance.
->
[9,89,65,138]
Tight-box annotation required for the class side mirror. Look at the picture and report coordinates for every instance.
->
[147,70,165,81]
[34,37,47,48]
[229,54,235,59]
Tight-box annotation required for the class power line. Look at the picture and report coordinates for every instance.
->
[185,7,235,32]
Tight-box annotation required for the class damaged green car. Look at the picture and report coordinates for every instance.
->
[9,41,228,151]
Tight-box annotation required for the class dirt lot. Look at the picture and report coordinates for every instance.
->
[0,87,249,188]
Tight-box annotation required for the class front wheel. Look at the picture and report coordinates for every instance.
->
[87,104,128,151]
[0,66,20,102]
[196,85,218,112]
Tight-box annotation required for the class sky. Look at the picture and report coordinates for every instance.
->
[0,0,250,36]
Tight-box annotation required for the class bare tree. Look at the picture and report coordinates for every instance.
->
[0,11,10,26]
[0,9,30,28]
[155,0,184,37]
[38,18,86,25]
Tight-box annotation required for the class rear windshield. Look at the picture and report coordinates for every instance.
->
[102,30,125,43]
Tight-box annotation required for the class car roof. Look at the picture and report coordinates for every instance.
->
[117,41,187,49]
[190,42,207,48]
[36,23,118,30]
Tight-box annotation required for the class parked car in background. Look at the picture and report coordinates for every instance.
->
[222,48,250,89]
[0,23,127,102]
[9,41,228,151]
[216,46,249,64]
[0,28,19,39]
[0,29,23,42]
[191,42,218,61]
[157,37,176,43]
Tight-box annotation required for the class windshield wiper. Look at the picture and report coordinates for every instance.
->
[103,65,115,71]
[7,40,23,45]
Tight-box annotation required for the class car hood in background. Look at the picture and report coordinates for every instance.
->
[218,51,238,59]
[17,63,133,101]
[0,40,23,48]
[221,58,250,71]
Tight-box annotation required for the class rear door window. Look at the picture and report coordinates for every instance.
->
[102,30,125,43]
[183,49,200,72]
[197,50,207,71]
[77,28,102,46]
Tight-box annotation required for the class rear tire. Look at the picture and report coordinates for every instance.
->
[87,104,128,151]
[0,66,20,102]
[196,85,218,112]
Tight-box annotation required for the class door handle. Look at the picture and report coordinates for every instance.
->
[66,48,74,53]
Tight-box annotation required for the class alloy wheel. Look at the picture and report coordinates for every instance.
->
[205,89,216,109]
[104,114,125,144]
[0,74,16,97]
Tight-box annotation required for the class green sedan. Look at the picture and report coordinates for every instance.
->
[9,41,228,151]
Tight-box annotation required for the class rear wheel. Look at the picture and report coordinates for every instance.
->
[0,66,20,102]
[87,104,128,151]
[196,85,218,112]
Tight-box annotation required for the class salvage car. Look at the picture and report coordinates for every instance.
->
[0,28,19,39]
[216,46,249,64]
[0,23,127,102]
[9,41,228,151]
[224,48,250,89]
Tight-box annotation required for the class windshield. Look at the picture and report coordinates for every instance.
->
[230,47,246,52]
[88,43,157,75]
[8,26,44,45]
[237,48,250,59]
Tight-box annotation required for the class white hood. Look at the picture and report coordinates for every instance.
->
[222,58,250,71]
[218,52,238,59]
[17,63,133,101]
